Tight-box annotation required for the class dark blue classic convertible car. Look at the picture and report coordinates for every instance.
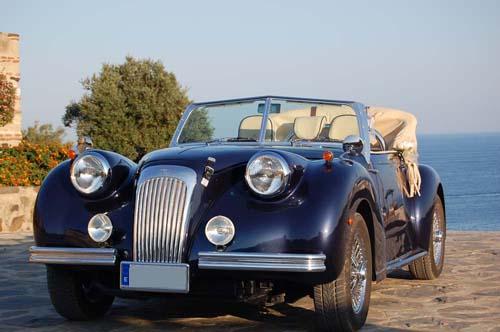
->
[29,96,446,331]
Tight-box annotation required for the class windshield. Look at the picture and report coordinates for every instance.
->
[178,100,265,144]
[177,98,359,145]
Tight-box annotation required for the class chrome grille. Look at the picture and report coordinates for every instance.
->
[133,165,196,263]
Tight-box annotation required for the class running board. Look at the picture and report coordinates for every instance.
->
[386,250,427,272]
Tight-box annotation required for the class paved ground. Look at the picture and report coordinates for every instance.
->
[1,232,499,332]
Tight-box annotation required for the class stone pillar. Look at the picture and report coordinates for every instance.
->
[0,32,22,147]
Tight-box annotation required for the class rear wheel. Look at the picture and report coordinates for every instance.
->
[47,266,114,320]
[314,213,372,331]
[409,196,446,280]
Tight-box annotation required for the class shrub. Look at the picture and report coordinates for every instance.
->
[63,56,193,161]
[23,121,66,145]
[0,141,71,186]
[0,73,16,127]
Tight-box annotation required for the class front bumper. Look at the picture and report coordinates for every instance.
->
[198,252,326,272]
[29,246,117,266]
[29,246,326,272]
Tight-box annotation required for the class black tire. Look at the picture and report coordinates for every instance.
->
[46,266,114,320]
[409,195,446,280]
[314,213,372,332]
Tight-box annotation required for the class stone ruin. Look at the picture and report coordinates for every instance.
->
[0,32,22,147]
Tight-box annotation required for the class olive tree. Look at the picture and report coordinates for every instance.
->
[63,57,210,161]
[23,121,66,145]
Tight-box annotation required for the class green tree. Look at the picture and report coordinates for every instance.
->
[178,107,214,143]
[63,57,190,161]
[22,121,66,145]
[0,73,16,127]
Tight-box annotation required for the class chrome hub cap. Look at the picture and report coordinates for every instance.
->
[350,234,367,314]
[432,210,444,266]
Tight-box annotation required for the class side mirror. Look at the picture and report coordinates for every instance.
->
[76,136,93,153]
[343,135,364,155]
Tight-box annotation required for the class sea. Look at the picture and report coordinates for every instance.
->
[418,133,500,231]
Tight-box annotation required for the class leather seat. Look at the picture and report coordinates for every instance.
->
[293,116,326,140]
[270,105,356,141]
[328,114,359,142]
[238,115,273,140]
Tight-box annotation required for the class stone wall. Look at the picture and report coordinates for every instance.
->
[0,187,38,232]
[0,32,22,147]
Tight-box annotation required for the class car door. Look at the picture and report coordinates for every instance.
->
[370,152,413,262]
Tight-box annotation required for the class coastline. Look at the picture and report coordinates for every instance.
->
[419,133,500,231]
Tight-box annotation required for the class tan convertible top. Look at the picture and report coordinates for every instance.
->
[368,107,421,197]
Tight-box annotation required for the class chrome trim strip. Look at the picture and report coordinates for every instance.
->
[192,95,355,108]
[29,246,116,266]
[386,250,427,272]
[258,97,272,142]
[371,150,399,155]
[198,252,326,272]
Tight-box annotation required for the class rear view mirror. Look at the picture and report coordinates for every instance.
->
[257,103,281,114]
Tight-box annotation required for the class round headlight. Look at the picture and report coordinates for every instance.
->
[88,214,113,243]
[245,152,291,196]
[70,153,110,194]
[205,216,235,246]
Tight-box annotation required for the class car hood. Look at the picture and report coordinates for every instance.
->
[139,144,346,257]
[141,144,344,172]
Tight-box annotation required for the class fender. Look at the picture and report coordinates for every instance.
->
[188,156,385,284]
[348,181,386,281]
[409,164,444,252]
[33,151,137,250]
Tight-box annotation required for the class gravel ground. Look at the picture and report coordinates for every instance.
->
[1,231,499,331]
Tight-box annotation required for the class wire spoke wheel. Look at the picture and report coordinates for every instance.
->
[350,233,368,314]
[432,209,444,266]
[313,212,372,331]
[409,195,446,280]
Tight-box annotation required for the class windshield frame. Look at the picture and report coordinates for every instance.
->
[170,96,370,160]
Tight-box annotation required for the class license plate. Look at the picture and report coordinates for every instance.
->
[120,262,189,293]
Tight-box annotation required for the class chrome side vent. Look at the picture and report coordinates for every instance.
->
[133,165,197,263]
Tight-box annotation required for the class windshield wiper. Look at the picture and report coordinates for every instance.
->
[206,137,257,144]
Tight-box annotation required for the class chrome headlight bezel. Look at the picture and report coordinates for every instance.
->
[205,215,235,246]
[88,213,113,243]
[70,152,111,195]
[245,152,291,197]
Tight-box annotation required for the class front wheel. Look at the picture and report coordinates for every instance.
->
[47,266,114,320]
[314,212,372,331]
[409,195,446,280]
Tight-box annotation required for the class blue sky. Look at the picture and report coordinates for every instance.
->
[2,0,499,138]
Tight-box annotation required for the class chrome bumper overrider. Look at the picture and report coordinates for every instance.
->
[29,246,117,266]
[198,252,326,272]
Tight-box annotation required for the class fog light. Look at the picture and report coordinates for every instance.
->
[205,216,235,246]
[88,214,113,242]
